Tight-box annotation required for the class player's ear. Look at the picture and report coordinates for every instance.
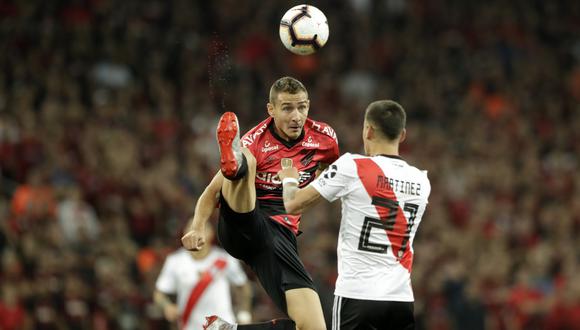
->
[365,123,374,140]
[399,128,407,143]
[267,102,274,117]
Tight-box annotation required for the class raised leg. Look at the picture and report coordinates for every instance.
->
[221,148,257,213]
[216,112,257,213]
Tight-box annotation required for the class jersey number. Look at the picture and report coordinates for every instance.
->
[357,196,418,255]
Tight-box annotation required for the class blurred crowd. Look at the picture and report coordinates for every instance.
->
[1,0,579,329]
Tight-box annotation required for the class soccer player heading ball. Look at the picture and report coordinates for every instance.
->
[183,77,339,330]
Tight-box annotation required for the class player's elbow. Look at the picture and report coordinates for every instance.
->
[204,182,221,200]
[285,201,302,215]
[204,172,224,197]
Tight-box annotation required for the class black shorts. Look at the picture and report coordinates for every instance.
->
[217,196,315,314]
[332,296,414,330]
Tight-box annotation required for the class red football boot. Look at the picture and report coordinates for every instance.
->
[216,112,243,180]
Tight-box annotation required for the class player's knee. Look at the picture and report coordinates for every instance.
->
[286,288,326,330]
[293,319,326,330]
[290,314,326,330]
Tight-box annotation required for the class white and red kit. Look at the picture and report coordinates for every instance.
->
[310,153,431,301]
[155,248,248,330]
[241,117,339,234]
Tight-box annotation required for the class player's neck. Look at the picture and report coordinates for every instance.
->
[367,142,399,157]
[270,123,303,144]
[273,126,293,142]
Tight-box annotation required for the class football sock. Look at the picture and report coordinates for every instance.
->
[230,153,248,180]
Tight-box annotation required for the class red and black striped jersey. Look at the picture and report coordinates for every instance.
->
[241,117,339,234]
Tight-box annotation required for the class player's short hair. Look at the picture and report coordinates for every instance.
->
[269,76,308,104]
[365,100,406,140]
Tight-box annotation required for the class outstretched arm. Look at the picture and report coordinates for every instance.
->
[181,171,223,250]
[153,290,179,322]
[278,164,323,215]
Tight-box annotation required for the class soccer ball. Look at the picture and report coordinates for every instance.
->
[279,5,329,55]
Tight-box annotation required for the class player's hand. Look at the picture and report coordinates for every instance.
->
[181,225,206,251]
[277,158,299,181]
[163,303,179,321]
[236,310,252,324]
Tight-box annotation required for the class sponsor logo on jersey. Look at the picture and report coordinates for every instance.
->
[310,121,337,140]
[301,136,320,148]
[261,141,279,153]
[241,122,269,147]
[256,171,312,185]
[257,184,277,191]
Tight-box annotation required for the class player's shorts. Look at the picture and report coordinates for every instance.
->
[217,195,315,314]
[332,296,414,330]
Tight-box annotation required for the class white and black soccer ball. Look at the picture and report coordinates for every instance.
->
[279,4,329,55]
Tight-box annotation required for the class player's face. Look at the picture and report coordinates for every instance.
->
[268,91,309,141]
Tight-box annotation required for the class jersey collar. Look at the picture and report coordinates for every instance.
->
[268,120,305,148]
[377,154,404,160]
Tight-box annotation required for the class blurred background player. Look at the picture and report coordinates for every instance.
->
[279,100,430,329]
[154,224,252,330]
[182,77,339,330]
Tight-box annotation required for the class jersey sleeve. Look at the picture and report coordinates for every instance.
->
[320,131,339,165]
[310,153,357,202]
[241,118,271,158]
[155,256,177,294]
[241,131,258,157]
[225,255,248,286]
[421,170,431,204]
[327,136,340,164]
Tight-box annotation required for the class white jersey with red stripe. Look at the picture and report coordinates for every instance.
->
[155,248,248,330]
[310,152,430,301]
